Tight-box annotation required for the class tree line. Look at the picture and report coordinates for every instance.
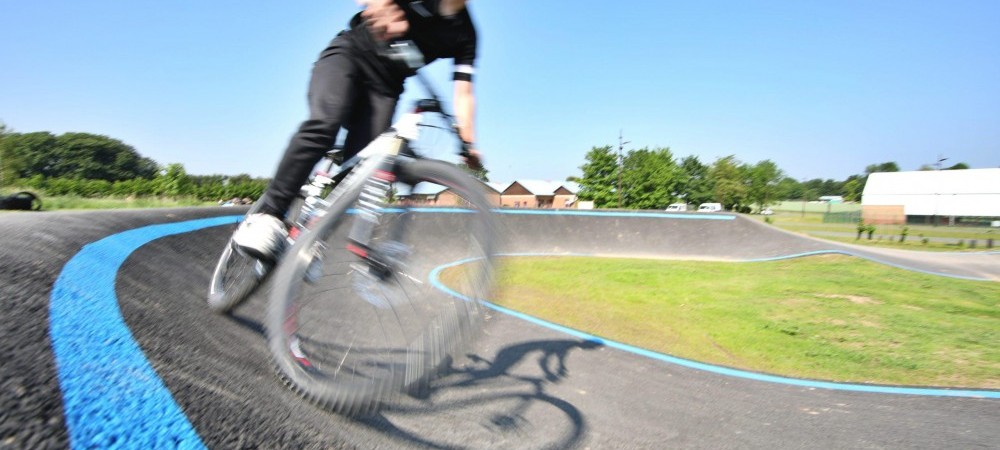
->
[0,123,268,201]
[573,145,970,212]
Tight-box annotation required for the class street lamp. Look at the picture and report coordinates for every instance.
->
[617,130,630,209]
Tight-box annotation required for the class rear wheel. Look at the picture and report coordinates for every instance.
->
[267,158,497,415]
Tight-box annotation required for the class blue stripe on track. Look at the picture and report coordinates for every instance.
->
[494,209,736,220]
[49,215,241,450]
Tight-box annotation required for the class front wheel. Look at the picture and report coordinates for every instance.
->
[267,159,497,415]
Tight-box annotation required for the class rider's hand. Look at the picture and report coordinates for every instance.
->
[463,146,484,172]
[361,0,410,41]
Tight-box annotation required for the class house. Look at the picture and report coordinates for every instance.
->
[397,180,506,207]
[499,180,579,209]
[397,179,582,209]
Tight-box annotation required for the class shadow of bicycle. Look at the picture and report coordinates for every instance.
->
[357,338,604,450]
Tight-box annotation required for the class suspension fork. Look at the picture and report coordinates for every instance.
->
[346,138,410,278]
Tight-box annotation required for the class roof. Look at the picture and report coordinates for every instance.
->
[485,182,511,193]
[400,179,580,198]
[863,168,1000,196]
[502,180,579,196]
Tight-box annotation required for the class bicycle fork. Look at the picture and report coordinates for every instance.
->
[346,159,402,280]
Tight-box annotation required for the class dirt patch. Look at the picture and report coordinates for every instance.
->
[816,294,881,305]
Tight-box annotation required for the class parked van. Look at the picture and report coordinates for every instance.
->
[697,203,723,213]
[665,203,688,212]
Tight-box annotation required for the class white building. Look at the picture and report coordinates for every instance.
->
[861,168,1000,225]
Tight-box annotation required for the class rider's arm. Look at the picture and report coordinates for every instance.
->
[454,77,482,169]
[454,79,475,146]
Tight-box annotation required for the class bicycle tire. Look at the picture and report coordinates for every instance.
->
[207,196,310,313]
[267,158,497,415]
[207,202,268,313]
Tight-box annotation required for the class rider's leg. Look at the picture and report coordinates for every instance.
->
[341,89,398,158]
[234,50,366,260]
[258,51,366,218]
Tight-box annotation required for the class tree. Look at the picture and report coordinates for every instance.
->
[677,156,713,206]
[3,131,57,180]
[746,159,783,212]
[459,162,489,182]
[709,155,747,210]
[49,133,157,181]
[865,162,900,174]
[577,145,618,208]
[946,162,969,170]
[156,163,193,196]
[621,147,682,209]
[0,122,20,187]
[842,176,863,202]
[4,131,157,181]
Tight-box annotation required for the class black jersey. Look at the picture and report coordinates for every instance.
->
[338,1,477,96]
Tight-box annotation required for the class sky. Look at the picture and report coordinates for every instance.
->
[2,1,998,184]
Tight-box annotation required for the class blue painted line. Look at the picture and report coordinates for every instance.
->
[371,206,736,220]
[499,209,736,220]
[50,215,241,449]
[429,254,1000,399]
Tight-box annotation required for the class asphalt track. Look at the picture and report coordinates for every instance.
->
[1,207,998,449]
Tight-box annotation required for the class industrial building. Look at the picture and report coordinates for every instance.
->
[861,168,1000,226]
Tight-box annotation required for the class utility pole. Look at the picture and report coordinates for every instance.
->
[617,129,630,209]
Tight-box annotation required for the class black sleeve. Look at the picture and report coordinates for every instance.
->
[453,15,477,82]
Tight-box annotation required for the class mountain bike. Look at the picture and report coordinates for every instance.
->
[209,48,497,414]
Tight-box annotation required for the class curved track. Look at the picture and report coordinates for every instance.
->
[1,208,997,449]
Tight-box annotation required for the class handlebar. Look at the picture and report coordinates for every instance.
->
[383,40,479,167]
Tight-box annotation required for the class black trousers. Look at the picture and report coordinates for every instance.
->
[259,43,399,217]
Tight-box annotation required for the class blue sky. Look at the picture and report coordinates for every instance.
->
[2,1,998,184]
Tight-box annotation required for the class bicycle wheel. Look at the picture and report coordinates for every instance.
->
[267,158,497,415]
[207,202,268,313]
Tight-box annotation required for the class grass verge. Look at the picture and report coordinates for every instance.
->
[0,191,216,211]
[754,212,999,252]
[444,255,1000,388]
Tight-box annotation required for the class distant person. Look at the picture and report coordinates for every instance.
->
[233,0,481,261]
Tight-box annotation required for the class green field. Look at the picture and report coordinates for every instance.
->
[450,255,1000,389]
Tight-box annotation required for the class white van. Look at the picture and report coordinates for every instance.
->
[697,203,723,213]
[665,203,688,212]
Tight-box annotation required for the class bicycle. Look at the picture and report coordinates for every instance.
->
[208,51,498,414]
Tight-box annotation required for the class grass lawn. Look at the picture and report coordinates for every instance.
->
[446,255,1000,389]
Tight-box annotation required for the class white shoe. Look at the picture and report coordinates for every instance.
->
[232,213,287,261]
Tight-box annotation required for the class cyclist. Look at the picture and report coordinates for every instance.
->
[233,0,481,261]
